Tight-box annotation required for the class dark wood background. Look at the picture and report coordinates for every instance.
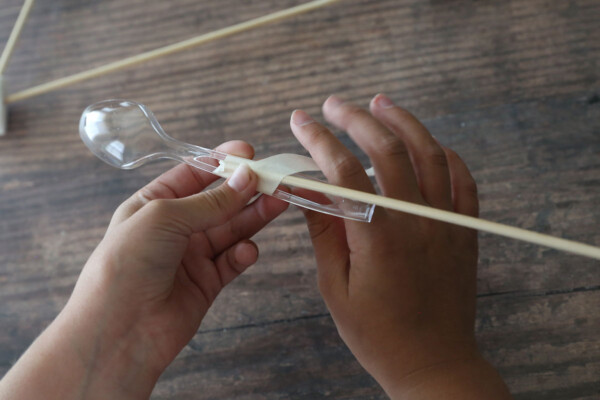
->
[1,0,599,398]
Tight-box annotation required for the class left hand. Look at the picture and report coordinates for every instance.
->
[75,140,289,367]
[0,140,288,400]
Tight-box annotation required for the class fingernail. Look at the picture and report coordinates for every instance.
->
[227,164,252,192]
[327,95,344,107]
[292,110,314,126]
[375,93,395,109]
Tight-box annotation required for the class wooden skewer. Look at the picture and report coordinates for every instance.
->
[5,0,340,104]
[0,0,35,75]
[280,175,600,260]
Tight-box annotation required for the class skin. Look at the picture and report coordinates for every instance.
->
[0,95,512,399]
[0,141,289,399]
[289,94,512,399]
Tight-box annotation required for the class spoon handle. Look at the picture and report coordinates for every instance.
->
[166,139,375,222]
[166,139,229,174]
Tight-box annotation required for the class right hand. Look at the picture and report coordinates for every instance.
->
[290,94,512,399]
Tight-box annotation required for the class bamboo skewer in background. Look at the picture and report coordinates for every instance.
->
[0,0,35,75]
[4,0,340,104]
[0,0,35,135]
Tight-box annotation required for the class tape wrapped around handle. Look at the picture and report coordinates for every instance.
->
[213,153,322,194]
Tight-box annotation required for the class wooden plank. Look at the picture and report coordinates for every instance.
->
[155,315,385,399]
[478,290,600,399]
[0,0,598,398]
[156,290,600,398]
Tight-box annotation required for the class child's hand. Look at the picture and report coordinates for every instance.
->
[290,95,512,399]
[0,140,288,400]
[76,140,288,360]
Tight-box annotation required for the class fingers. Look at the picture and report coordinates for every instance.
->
[183,240,259,306]
[204,193,289,255]
[289,109,379,297]
[109,140,254,228]
[369,94,453,210]
[131,164,259,236]
[213,240,259,288]
[289,110,375,195]
[443,147,479,217]
[322,96,422,203]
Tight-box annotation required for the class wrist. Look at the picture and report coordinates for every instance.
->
[0,298,163,400]
[379,354,512,400]
[50,299,164,399]
[344,329,511,400]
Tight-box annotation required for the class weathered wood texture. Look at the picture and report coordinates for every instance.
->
[0,0,599,398]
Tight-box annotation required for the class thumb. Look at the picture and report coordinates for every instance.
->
[155,164,259,234]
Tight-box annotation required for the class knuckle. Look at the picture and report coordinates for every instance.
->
[138,181,177,203]
[203,190,227,211]
[343,106,371,128]
[331,155,365,181]
[144,198,172,216]
[254,197,270,223]
[227,220,244,240]
[304,123,332,146]
[425,145,449,168]
[385,106,414,126]
[200,189,232,223]
[113,200,134,219]
[395,107,419,124]
[461,178,479,216]
[376,135,409,158]
[142,198,198,235]
[446,149,479,196]
[384,108,433,140]
[306,217,331,243]
[141,199,184,231]
[137,186,157,204]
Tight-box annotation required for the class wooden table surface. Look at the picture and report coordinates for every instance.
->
[1,0,599,398]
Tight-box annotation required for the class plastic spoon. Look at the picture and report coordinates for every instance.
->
[79,99,375,222]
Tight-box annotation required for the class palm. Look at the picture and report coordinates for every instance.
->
[151,234,224,356]
[120,213,265,368]
[102,145,287,368]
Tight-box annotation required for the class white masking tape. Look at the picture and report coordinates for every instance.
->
[213,153,321,194]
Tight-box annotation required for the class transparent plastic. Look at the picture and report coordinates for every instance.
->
[79,100,375,222]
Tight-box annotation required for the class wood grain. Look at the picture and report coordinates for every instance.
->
[0,0,599,398]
